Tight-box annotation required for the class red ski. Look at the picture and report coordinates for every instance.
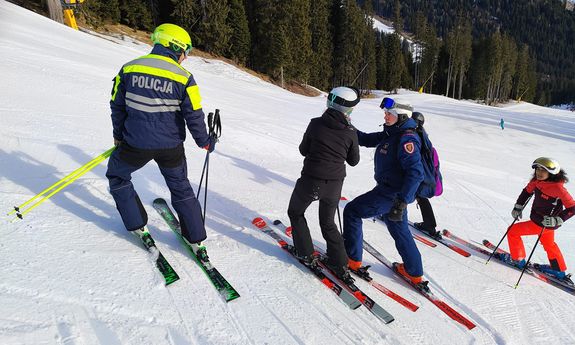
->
[363,240,476,330]
[409,222,471,257]
[275,220,419,312]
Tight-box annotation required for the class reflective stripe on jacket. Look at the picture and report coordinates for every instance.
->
[110,45,209,150]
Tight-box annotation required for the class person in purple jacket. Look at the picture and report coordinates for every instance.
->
[106,24,216,256]
[343,97,425,285]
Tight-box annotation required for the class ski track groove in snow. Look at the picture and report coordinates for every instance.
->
[2,2,575,343]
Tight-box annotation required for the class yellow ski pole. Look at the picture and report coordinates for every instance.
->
[12,154,108,221]
[9,147,115,218]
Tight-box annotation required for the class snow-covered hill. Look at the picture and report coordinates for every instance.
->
[1,1,575,344]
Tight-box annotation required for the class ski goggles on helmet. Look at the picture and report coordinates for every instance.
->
[532,157,560,174]
[380,97,413,112]
[152,31,193,56]
[380,97,395,109]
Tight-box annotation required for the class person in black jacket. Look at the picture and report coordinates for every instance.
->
[287,86,360,284]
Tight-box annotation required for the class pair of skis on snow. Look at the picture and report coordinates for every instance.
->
[251,217,476,329]
[135,198,240,302]
[442,229,575,294]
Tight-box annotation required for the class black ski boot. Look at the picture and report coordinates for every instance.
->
[323,260,355,285]
[350,265,373,282]
[414,222,442,239]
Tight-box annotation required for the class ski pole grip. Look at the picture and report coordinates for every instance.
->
[208,112,214,135]
[213,109,221,138]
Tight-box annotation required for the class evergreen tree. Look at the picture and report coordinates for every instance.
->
[332,0,365,87]
[308,0,333,90]
[466,38,490,101]
[456,21,472,99]
[226,0,251,64]
[283,0,312,83]
[360,0,377,93]
[416,14,440,94]
[499,34,517,102]
[412,11,427,88]
[171,0,200,36]
[196,0,231,55]
[392,0,402,35]
[268,22,290,81]
[82,0,120,25]
[118,0,154,31]
[375,32,387,90]
[246,0,274,75]
[386,33,405,93]
[485,30,503,104]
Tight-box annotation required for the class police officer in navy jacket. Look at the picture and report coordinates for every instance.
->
[343,98,425,284]
[106,24,215,246]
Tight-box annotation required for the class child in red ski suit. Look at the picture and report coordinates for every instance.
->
[506,157,575,278]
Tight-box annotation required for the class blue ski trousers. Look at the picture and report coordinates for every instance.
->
[106,144,206,243]
[343,187,423,276]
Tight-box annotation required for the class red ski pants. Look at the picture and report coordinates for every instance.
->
[507,220,566,271]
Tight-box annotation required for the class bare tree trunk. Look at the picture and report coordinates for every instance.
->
[486,78,493,105]
[445,56,453,96]
[457,65,465,99]
[46,0,64,24]
[451,73,456,99]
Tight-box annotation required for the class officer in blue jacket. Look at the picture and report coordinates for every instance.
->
[343,97,425,284]
[106,24,215,250]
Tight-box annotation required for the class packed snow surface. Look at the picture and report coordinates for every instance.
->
[1,2,574,344]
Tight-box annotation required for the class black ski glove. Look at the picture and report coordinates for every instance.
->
[388,199,407,222]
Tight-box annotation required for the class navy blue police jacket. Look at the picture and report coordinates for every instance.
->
[110,45,210,150]
[357,118,424,204]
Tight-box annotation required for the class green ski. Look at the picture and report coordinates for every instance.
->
[152,198,240,302]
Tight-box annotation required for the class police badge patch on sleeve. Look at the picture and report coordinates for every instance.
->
[403,142,415,154]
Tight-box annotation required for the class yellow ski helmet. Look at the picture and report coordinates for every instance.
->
[532,157,561,175]
[151,23,192,56]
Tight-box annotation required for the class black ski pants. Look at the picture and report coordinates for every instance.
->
[416,196,437,230]
[287,175,347,267]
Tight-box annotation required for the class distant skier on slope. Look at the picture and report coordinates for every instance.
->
[500,118,505,130]
[495,157,575,280]
[105,24,216,254]
[343,97,425,285]
[287,86,360,285]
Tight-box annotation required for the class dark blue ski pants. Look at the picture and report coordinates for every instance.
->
[343,187,423,276]
[106,144,206,243]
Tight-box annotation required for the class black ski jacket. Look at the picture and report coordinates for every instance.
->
[299,108,360,180]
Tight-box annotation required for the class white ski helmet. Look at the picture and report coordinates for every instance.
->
[327,86,360,115]
[382,97,413,124]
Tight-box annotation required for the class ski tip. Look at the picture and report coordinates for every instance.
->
[442,229,450,236]
[482,239,490,246]
[340,196,348,201]
[152,198,166,204]
[252,217,266,228]
[272,219,282,226]
[285,226,292,237]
